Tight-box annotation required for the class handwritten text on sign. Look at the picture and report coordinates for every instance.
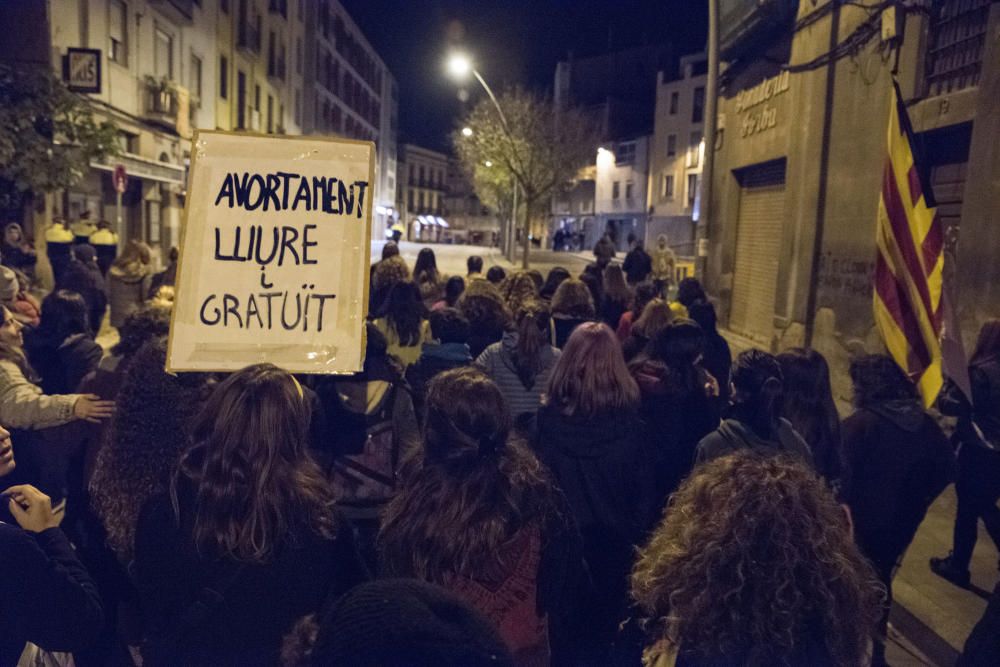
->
[167,132,373,374]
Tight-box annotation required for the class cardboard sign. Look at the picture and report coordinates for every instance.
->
[167,131,373,373]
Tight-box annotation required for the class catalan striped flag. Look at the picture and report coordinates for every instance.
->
[874,81,944,408]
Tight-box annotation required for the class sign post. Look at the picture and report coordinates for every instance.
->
[166,131,374,374]
[112,165,128,239]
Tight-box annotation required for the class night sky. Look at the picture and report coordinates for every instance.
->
[340,0,708,152]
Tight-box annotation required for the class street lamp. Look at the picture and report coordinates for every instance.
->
[446,51,524,265]
[461,126,473,137]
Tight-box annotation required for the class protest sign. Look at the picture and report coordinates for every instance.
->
[167,131,373,373]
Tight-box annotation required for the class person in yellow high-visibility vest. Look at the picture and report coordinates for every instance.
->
[44,217,75,286]
[88,221,119,277]
[70,211,98,245]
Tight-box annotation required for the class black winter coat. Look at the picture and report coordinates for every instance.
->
[24,331,102,395]
[842,401,954,568]
[621,247,652,284]
[58,259,107,335]
[0,524,104,665]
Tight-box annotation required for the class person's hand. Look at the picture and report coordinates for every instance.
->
[73,394,115,423]
[3,485,64,533]
[704,373,720,398]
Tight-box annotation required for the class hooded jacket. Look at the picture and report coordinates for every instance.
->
[842,400,954,566]
[108,261,152,329]
[476,332,560,420]
[696,417,813,467]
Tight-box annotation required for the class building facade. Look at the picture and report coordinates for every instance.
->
[648,53,706,257]
[301,0,398,237]
[398,144,448,242]
[443,157,499,246]
[703,0,999,402]
[593,136,651,252]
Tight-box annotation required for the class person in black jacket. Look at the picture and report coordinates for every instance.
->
[1,425,104,665]
[621,237,652,285]
[932,320,1000,588]
[630,320,720,502]
[535,322,657,661]
[379,368,590,665]
[696,349,813,467]
[406,308,472,421]
[58,244,107,337]
[686,300,731,406]
[134,364,368,666]
[24,290,103,395]
[842,354,954,667]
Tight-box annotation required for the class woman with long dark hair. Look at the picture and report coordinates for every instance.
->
[373,281,430,368]
[777,348,843,490]
[599,264,631,329]
[933,320,1000,588]
[696,349,812,466]
[631,320,720,500]
[24,290,102,395]
[413,247,443,307]
[842,354,953,666]
[432,275,466,310]
[535,322,656,659]
[632,452,883,667]
[378,368,587,665]
[685,300,731,404]
[458,279,512,358]
[476,301,560,425]
[550,278,595,349]
[134,364,367,666]
[539,267,570,303]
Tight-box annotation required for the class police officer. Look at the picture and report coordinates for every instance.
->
[44,217,74,286]
[88,220,119,277]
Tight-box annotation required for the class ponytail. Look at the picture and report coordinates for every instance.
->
[512,302,551,390]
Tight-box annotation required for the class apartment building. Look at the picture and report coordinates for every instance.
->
[398,144,447,242]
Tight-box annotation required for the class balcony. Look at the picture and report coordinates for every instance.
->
[237,21,261,54]
[925,0,990,96]
[142,77,179,130]
[148,0,194,24]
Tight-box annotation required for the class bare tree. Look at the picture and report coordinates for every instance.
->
[453,88,596,267]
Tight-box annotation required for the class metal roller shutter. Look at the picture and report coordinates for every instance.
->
[729,160,786,344]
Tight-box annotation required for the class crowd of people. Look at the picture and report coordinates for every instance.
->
[1,231,999,666]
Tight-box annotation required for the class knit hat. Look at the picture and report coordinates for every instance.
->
[0,266,18,303]
[309,579,514,666]
[73,243,97,264]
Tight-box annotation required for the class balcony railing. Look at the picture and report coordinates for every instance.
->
[237,21,261,54]
[925,0,990,96]
[143,79,178,128]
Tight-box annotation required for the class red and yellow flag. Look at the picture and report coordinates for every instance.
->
[874,81,944,407]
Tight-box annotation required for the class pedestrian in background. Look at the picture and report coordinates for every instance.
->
[550,278,595,349]
[1,222,37,280]
[44,217,75,286]
[631,452,883,667]
[466,255,484,280]
[650,235,676,295]
[413,247,444,309]
[107,240,152,330]
[539,267,570,304]
[458,279,511,358]
[476,300,560,426]
[486,266,506,285]
[58,244,107,336]
[933,320,1000,589]
[71,212,97,245]
[593,234,616,270]
[599,264,631,329]
[378,368,588,665]
[686,300,731,406]
[622,236,652,285]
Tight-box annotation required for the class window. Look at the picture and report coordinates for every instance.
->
[267,95,274,132]
[268,31,276,76]
[625,182,634,200]
[109,0,127,66]
[662,174,675,199]
[296,38,303,74]
[666,134,676,157]
[687,174,699,208]
[408,189,414,210]
[237,71,246,128]
[117,131,138,153]
[612,181,620,199]
[294,88,301,125]
[279,103,284,131]
[221,0,229,12]
[419,191,425,211]
[669,91,678,115]
[616,141,636,165]
[154,27,173,79]
[190,54,202,101]
[419,166,425,185]
[254,84,261,110]
[687,132,702,168]
[219,55,228,98]
[692,86,705,123]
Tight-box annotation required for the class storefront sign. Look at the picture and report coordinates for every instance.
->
[167,131,374,373]
[735,70,790,138]
[63,48,101,93]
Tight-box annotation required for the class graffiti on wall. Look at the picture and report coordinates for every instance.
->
[818,252,874,299]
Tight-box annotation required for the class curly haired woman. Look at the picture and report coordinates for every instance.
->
[631,451,883,667]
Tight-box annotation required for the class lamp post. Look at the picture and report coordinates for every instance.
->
[448,52,524,266]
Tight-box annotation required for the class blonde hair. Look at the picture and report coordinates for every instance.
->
[633,299,674,339]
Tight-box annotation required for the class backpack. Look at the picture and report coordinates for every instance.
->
[329,384,400,519]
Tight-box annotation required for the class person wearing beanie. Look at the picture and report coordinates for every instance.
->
[58,244,107,336]
[283,579,515,667]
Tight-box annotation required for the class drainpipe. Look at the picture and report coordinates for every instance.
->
[696,0,719,280]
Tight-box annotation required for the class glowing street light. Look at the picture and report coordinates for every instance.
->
[447,53,472,80]
[484,160,493,167]
[461,126,473,137]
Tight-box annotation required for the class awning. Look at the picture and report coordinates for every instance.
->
[90,152,186,185]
